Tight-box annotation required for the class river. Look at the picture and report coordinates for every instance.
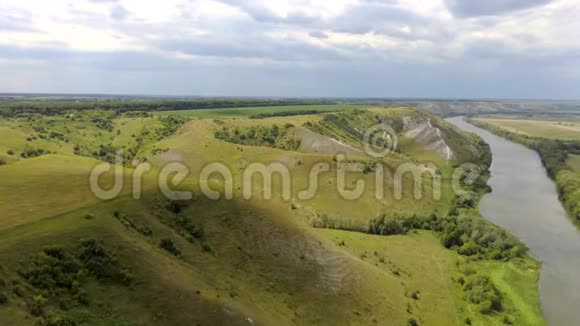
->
[447,117,580,326]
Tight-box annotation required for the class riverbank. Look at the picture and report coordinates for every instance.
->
[446,117,546,325]
[467,117,580,227]
[450,116,580,325]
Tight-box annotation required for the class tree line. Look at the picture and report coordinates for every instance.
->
[0,99,334,117]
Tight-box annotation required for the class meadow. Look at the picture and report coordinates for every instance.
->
[475,116,580,141]
[156,104,367,119]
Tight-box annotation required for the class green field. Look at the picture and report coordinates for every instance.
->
[567,154,580,172]
[0,104,544,325]
[157,104,367,119]
[475,116,580,141]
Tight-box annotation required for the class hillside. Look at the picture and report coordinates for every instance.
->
[0,105,543,325]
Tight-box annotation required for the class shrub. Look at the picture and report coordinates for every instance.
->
[16,239,133,318]
[368,215,406,236]
[77,239,129,284]
[113,210,153,237]
[27,294,47,316]
[464,275,502,314]
[328,205,527,261]
[159,238,181,256]
[214,124,295,149]
[135,224,153,237]
[21,147,45,158]
[0,159,6,166]
[411,291,420,300]
[18,246,82,290]
[201,243,212,253]
[7,149,14,155]
[457,241,480,256]
[156,201,204,242]
[0,292,8,304]
[503,315,515,325]
[37,313,79,326]
[12,285,24,297]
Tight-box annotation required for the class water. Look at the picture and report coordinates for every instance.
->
[448,117,580,326]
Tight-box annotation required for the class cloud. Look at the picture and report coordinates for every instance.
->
[0,0,578,98]
[0,14,35,32]
[160,36,345,62]
[444,0,552,17]
[213,1,446,42]
[214,0,279,22]
[309,31,328,39]
[110,4,129,20]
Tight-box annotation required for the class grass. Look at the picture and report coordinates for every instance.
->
[0,106,545,325]
[112,117,163,149]
[313,229,463,325]
[157,104,367,119]
[0,197,260,325]
[475,116,580,141]
[0,155,138,230]
[476,260,545,326]
[0,111,176,165]
[566,154,580,172]
[147,111,459,225]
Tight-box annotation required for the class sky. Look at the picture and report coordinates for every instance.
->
[0,0,579,98]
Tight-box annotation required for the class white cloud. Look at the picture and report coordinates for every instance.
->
[0,0,578,97]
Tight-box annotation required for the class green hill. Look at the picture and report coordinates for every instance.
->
[0,105,543,325]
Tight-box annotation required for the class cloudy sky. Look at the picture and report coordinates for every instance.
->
[0,0,578,98]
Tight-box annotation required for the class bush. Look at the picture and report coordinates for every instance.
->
[0,292,8,304]
[410,291,420,300]
[457,241,480,256]
[21,147,45,158]
[12,284,24,297]
[6,149,14,155]
[464,275,502,314]
[367,212,526,261]
[27,294,47,316]
[18,246,83,290]
[36,313,79,326]
[113,210,153,237]
[368,215,406,236]
[215,124,300,150]
[159,238,181,256]
[156,201,204,242]
[0,159,6,166]
[18,239,133,310]
[77,239,131,284]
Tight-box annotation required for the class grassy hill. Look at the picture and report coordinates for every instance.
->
[0,105,544,325]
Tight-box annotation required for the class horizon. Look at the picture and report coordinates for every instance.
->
[1,92,580,102]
